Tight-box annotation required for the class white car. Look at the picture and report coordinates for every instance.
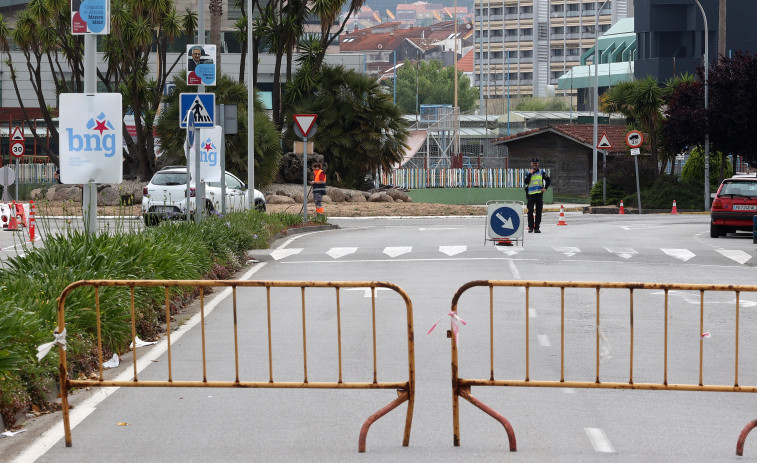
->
[142,166,266,226]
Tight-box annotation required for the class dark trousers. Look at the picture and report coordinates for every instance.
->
[527,193,544,230]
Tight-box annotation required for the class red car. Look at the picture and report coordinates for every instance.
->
[710,175,757,239]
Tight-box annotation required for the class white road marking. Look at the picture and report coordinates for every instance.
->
[419,227,461,231]
[537,334,551,347]
[553,246,581,257]
[605,247,638,259]
[326,247,358,259]
[661,248,696,262]
[269,248,303,260]
[439,245,467,256]
[562,388,576,394]
[344,287,393,298]
[496,247,523,256]
[13,263,269,463]
[717,249,752,265]
[529,308,536,318]
[383,246,412,258]
[585,428,615,453]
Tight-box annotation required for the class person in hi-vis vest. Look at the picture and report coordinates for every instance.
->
[310,162,327,214]
[523,158,551,233]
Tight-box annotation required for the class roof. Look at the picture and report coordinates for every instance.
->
[492,124,645,154]
[557,61,635,89]
[457,49,474,72]
[340,26,430,52]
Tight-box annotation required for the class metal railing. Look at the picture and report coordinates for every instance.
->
[447,280,757,456]
[57,279,416,452]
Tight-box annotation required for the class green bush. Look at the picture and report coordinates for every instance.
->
[680,146,733,188]
[590,180,628,206]
[0,208,304,425]
[622,175,705,210]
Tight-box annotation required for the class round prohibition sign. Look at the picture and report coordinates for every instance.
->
[626,130,643,149]
[10,142,24,158]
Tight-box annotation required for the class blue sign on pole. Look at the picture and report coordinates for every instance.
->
[187,112,195,147]
[489,206,520,237]
[180,93,215,128]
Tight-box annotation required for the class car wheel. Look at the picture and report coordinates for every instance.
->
[255,200,266,212]
[143,214,158,227]
[710,222,720,238]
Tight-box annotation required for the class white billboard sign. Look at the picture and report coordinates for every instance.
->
[59,93,123,184]
[188,125,223,182]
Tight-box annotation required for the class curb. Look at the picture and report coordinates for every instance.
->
[270,224,340,242]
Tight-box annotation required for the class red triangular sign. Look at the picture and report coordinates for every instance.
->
[10,126,24,141]
[597,133,612,149]
[293,114,317,137]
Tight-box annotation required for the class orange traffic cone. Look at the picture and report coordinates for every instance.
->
[14,203,26,227]
[28,200,35,242]
[4,202,18,231]
[619,200,625,214]
[671,200,678,214]
[496,238,513,246]
[557,205,568,226]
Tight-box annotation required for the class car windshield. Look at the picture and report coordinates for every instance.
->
[722,181,757,197]
[152,172,189,186]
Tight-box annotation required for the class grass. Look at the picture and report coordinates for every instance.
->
[0,207,306,428]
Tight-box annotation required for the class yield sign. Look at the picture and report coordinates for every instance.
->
[293,114,317,137]
[597,133,612,149]
[10,126,24,142]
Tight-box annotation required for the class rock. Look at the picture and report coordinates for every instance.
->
[348,192,366,202]
[369,192,394,202]
[266,194,295,204]
[30,188,43,200]
[321,195,333,203]
[327,188,349,202]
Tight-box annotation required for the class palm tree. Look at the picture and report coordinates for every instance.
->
[283,65,410,188]
[210,0,223,68]
[718,0,726,62]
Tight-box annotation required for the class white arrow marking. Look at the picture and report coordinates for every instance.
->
[327,247,358,259]
[553,246,581,257]
[383,246,412,258]
[440,245,467,256]
[605,247,638,259]
[717,249,752,265]
[661,248,696,262]
[652,290,757,307]
[537,334,551,347]
[419,227,461,231]
[585,428,615,453]
[269,248,303,260]
[496,212,514,229]
[344,287,392,298]
[496,247,523,256]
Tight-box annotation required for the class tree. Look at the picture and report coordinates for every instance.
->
[664,52,757,168]
[392,59,478,114]
[155,72,281,188]
[680,146,732,188]
[601,77,664,175]
[283,65,410,189]
[5,0,194,180]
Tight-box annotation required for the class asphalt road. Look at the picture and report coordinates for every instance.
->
[10,212,757,462]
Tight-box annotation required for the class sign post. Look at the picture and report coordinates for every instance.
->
[292,114,318,222]
[627,131,645,215]
[10,127,24,201]
[485,201,524,246]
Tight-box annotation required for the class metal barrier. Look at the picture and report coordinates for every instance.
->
[57,279,415,452]
[448,280,757,456]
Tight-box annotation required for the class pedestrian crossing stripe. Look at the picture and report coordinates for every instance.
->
[179,93,215,128]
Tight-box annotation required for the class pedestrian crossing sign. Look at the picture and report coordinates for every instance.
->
[180,93,215,128]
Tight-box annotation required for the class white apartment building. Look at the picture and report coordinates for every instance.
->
[473,0,630,99]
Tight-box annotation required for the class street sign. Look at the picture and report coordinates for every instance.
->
[10,126,24,142]
[10,142,24,158]
[626,130,643,148]
[293,114,318,138]
[180,93,215,128]
[630,148,641,156]
[597,133,612,149]
[486,202,523,241]
[187,111,195,147]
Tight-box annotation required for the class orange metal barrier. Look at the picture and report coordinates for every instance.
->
[448,280,757,456]
[56,279,415,452]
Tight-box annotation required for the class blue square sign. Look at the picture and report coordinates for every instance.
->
[180,93,215,128]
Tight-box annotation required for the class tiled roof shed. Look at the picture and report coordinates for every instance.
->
[492,124,648,196]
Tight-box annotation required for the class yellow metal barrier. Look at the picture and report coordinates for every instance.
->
[56,279,415,452]
[448,280,757,456]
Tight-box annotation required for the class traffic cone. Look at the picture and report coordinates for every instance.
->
[619,200,625,214]
[557,205,568,225]
[496,238,513,246]
[671,200,678,215]
[28,200,35,242]
[14,203,26,227]
[4,202,18,231]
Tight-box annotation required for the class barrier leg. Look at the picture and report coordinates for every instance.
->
[60,356,73,447]
[737,419,757,455]
[458,386,517,452]
[358,389,411,453]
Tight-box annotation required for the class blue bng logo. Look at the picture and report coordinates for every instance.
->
[66,112,117,157]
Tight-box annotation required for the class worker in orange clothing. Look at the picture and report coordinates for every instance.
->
[310,162,327,214]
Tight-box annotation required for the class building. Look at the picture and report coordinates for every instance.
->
[472,0,630,101]
[634,0,757,83]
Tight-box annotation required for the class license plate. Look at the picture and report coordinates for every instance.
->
[733,204,757,211]
[154,206,176,213]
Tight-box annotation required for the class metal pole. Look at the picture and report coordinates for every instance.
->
[196,0,206,223]
[302,137,308,222]
[694,0,710,210]
[592,0,610,186]
[635,155,642,214]
[83,35,98,235]
[247,0,255,208]
[393,50,397,105]
[220,105,227,215]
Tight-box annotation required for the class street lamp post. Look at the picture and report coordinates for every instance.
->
[693,0,710,210]
[592,0,610,186]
